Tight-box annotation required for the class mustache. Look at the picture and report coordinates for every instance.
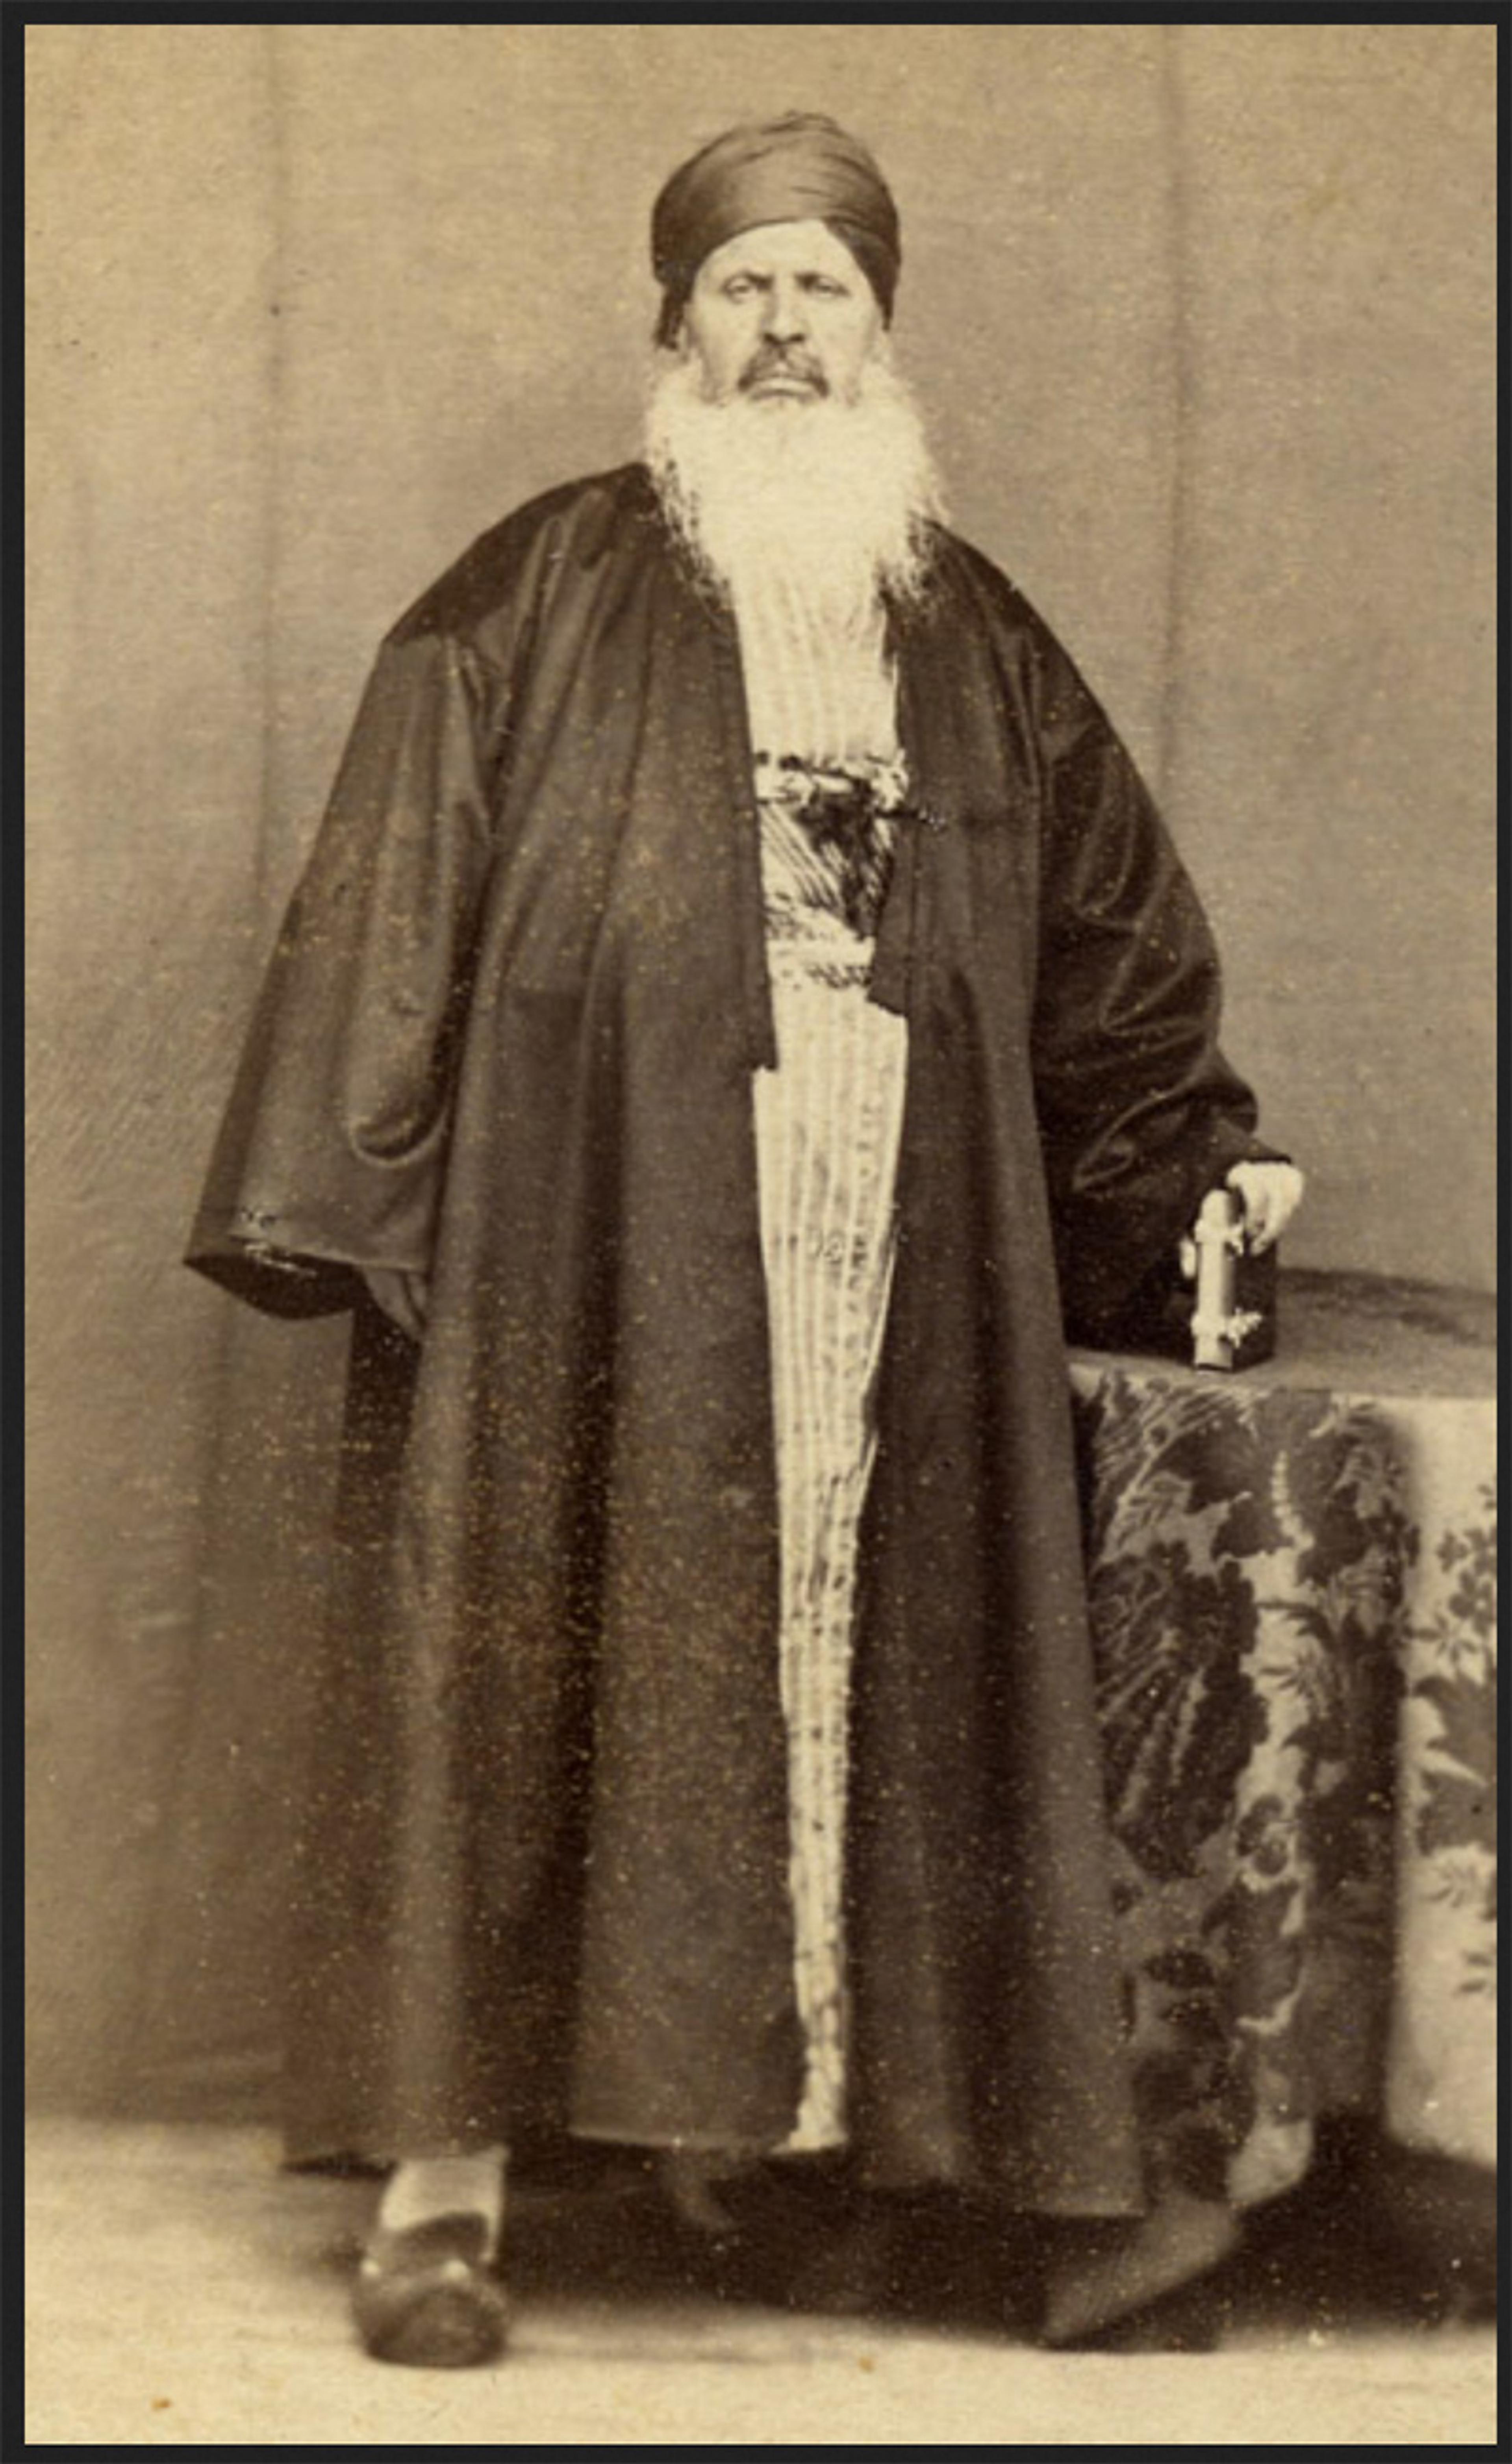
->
[739,344,830,395]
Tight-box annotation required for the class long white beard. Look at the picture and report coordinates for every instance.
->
[644,349,945,631]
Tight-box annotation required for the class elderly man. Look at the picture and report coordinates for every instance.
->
[189,113,1302,2366]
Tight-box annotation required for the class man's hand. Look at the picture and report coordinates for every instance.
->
[1225,1161,1305,1255]
[362,1268,431,1344]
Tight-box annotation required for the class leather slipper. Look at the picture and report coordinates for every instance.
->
[352,2213,509,2368]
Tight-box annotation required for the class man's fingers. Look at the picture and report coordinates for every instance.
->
[1243,1189,1277,1252]
[1226,1162,1304,1253]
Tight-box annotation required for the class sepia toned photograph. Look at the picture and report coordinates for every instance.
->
[25,22,1495,2447]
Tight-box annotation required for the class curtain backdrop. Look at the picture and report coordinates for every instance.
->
[26,24,1494,2109]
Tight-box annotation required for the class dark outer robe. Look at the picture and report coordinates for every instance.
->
[187,463,1274,2214]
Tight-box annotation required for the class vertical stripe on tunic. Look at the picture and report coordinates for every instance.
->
[730,563,909,2151]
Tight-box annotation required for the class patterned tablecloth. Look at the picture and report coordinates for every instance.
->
[1069,1272,1496,2215]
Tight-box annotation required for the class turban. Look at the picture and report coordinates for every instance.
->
[651,112,901,346]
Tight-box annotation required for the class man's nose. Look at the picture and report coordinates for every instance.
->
[760,282,808,344]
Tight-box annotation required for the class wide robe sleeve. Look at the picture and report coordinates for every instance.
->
[186,622,505,1317]
[1025,625,1280,1343]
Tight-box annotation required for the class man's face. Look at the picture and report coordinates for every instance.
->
[679,218,884,410]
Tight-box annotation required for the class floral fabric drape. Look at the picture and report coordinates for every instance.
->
[1070,1289,1495,2211]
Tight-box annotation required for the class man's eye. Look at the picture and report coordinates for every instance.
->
[725,278,754,300]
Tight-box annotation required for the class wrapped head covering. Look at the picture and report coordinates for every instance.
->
[651,111,901,346]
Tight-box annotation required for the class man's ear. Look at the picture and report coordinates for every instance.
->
[653,289,689,353]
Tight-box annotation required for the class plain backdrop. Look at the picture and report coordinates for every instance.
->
[26,24,1494,2112]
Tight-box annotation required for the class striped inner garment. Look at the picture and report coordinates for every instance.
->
[732,559,910,2151]
[754,934,907,2151]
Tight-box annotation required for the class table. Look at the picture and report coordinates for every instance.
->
[1069,1270,1496,2225]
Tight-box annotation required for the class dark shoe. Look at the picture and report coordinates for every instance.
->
[1037,2192,1237,2350]
[352,2214,508,2368]
[1044,2276,1223,2352]
[658,2150,754,2243]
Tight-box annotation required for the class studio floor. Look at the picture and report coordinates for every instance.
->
[25,2117,1496,2447]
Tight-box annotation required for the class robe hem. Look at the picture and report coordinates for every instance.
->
[280,2121,1148,2219]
